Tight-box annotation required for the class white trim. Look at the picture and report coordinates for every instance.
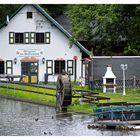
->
[0,0,140,4]
[93,56,140,59]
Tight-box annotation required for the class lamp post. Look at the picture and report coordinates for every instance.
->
[120,64,128,96]
[14,58,17,64]
[42,57,45,64]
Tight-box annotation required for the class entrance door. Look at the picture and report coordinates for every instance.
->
[21,62,38,84]
[0,61,4,74]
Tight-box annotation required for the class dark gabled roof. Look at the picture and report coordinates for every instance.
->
[0,4,90,56]
[55,14,71,32]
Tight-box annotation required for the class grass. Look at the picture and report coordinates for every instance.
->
[0,82,140,113]
[69,84,140,112]
[99,89,140,103]
[0,83,55,94]
[0,84,56,104]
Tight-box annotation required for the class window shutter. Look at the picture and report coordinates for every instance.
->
[9,32,14,44]
[30,32,35,44]
[46,60,53,75]
[67,60,73,75]
[6,60,13,74]
[45,32,50,44]
[25,32,29,44]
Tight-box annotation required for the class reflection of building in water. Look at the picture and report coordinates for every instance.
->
[0,4,89,84]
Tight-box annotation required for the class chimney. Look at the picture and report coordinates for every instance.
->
[103,65,116,79]
[6,15,9,25]
[103,65,117,93]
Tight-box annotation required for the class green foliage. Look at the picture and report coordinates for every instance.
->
[0,4,20,25]
[1,4,140,55]
[40,5,67,18]
[0,4,67,25]
[67,4,140,56]
[69,36,74,48]
[124,46,139,56]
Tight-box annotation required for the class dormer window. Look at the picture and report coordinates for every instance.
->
[27,12,32,19]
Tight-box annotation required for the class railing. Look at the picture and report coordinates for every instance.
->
[94,79,140,90]
[0,80,57,107]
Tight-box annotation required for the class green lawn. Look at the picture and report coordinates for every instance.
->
[69,84,140,112]
[0,84,56,104]
[100,89,140,103]
[0,82,140,113]
[0,83,54,94]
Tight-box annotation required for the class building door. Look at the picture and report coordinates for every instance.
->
[0,61,4,74]
[21,62,38,84]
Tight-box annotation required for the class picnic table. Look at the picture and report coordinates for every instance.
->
[0,74,25,82]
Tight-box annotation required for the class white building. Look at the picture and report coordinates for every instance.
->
[0,4,90,84]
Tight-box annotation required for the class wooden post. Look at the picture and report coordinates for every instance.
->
[73,56,78,82]
[133,76,136,90]
[74,60,77,82]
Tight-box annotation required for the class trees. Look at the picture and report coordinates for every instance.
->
[40,5,67,18]
[0,4,67,24]
[67,5,140,56]
[1,4,139,56]
[0,5,20,25]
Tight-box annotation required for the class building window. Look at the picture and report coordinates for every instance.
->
[36,33,44,44]
[67,60,73,75]
[46,60,53,75]
[6,60,13,74]
[9,32,50,44]
[15,33,24,44]
[25,32,29,44]
[27,12,32,19]
[9,32,14,44]
[54,60,65,74]
[0,61,4,74]
[45,32,50,44]
[30,32,35,44]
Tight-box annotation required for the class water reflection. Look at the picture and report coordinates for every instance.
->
[0,98,140,136]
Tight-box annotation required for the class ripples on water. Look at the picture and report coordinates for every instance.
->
[0,98,140,136]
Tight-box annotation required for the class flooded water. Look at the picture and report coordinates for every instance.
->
[0,98,140,136]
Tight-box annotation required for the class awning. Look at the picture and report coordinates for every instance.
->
[0,58,4,61]
[20,57,39,62]
[82,58,91,62]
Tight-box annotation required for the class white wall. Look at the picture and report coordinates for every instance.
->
[0,5,82,82]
